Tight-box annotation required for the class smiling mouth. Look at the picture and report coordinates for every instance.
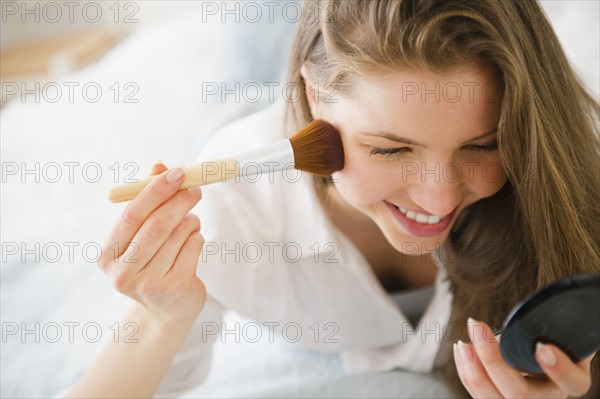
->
[385,201,457,238]
[388,204,447,225]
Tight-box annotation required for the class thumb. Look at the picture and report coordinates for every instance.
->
[150,161,168,176]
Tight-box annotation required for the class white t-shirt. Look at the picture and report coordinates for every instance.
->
[155,98,454,396]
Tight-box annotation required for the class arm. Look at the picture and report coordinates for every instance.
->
[65,302,198,398]
[65,162,207,397]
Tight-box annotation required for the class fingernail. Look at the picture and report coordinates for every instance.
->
[457,340,474,363]
[536,342,557,366]
[167,167,184,183]
[154,159,163,165]
[467,317,479,342]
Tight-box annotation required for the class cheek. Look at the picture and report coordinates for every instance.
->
[468,158,508,197]
[333,150,401,207]
[334,153,508,207]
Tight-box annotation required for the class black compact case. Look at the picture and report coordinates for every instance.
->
[499,273,600,375]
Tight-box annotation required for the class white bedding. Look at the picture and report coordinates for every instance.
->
[1,1,597,397]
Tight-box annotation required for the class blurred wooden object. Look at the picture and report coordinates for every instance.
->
[0,30,119,78]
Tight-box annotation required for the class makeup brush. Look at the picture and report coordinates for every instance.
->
[108,119,344,203]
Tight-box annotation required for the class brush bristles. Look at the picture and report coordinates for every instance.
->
[289,119,345,176]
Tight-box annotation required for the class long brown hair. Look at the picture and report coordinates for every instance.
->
[284,1,600,397]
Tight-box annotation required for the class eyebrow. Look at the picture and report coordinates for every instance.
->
[358,129,498,147]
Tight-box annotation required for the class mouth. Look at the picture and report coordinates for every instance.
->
[384,201,457,238]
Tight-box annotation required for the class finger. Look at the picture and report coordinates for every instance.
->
[167,231,205,281]
[468,318,533,397]
[535,343,594,397]
[142,214,201,277]
[454,340,504,398]
[578,352,596,371]
[453,343,474,396]
[150,162,168,176]
[125,188,202,272]
[454,342,480,398]
[99,167,187,267]
[468,320,567,399]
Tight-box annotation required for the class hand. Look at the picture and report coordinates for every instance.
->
[98,162,206,324]
[454,318,595,398]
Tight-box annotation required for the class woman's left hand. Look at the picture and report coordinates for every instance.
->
[454,318,596,398]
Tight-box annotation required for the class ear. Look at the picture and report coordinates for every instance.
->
[300,63,320,118]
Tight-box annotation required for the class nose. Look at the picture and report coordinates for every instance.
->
[408,170,462,217]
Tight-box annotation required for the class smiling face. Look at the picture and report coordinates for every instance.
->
[304,63,508,255]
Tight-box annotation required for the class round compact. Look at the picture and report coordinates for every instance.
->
[500,273,600,375]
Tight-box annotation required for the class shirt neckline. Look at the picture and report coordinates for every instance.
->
[300,172,440,323]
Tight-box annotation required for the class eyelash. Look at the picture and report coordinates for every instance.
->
[368,142,499,157]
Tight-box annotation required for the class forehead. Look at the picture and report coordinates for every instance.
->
[335,65,502,140]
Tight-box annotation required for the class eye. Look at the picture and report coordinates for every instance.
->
[465,141,499,152]
[368,141,499,157]
[369,146,412,157]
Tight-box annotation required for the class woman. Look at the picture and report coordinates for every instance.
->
[66,1,599,397]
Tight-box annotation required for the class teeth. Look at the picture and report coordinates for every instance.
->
[397,206,443,225]
[416,214,429,223]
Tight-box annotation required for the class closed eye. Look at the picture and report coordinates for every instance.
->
[465,142,498,152]
[368,141,498,157]
[368,146,411,157]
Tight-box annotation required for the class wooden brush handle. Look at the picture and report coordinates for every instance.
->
[108,157,239,203]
